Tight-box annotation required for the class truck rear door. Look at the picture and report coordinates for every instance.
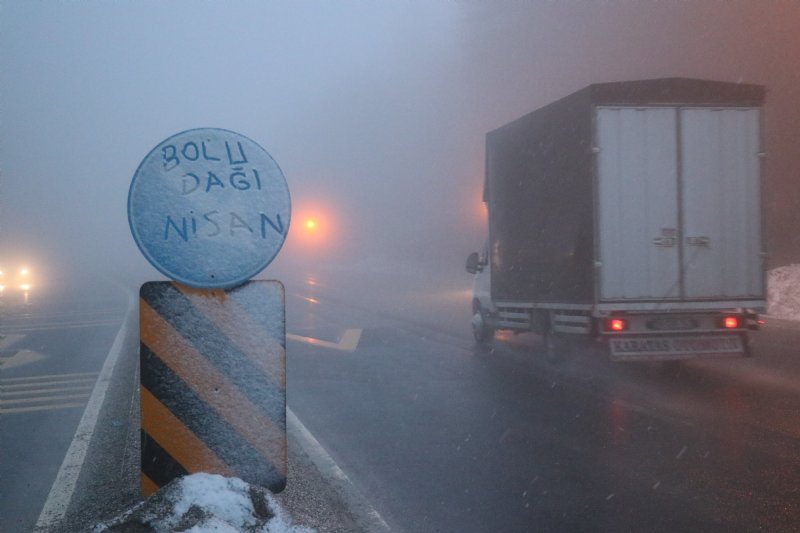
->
[680,108,763,299]
[597,107,681,300]
[596,106,763,302]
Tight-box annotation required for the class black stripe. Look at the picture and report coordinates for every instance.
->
[140,282,285,426]
[141,344,285,491]
[227,281,286,346]
[141,428,189,489]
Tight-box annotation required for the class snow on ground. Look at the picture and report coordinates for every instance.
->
[95,474,315,533]
[768,265,800,320]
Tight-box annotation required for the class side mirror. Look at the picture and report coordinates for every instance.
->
[465,252,482,274]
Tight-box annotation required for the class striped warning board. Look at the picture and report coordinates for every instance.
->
[139,280,286,496]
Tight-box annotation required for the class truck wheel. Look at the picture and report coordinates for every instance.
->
[472,305,495,347]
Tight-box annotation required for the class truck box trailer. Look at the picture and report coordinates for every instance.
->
[466,78,765,361]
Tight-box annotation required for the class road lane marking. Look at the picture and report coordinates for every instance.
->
[0,333,26,350]
[0,371,99,383]
[288,408,391,533]
[34,291,136,532]
[0,372,99,415]
[0,377,97,390]
[0,385,95,397]
[0,402,88,415]
[0,318,122,334]
[0,393,91,405]
[287,328,362,352]
[0,349,46,370]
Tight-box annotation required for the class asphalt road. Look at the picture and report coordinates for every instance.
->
[0,292,127,533]
[5,276,800,532]
[285,276,800,532]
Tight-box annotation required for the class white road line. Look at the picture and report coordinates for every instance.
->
[34,292,136,533]
[0,378,96,390]
[0,318,122,333]
[0,402,88,415]
[0,385,95,397]
[287,408,391,532]
[287,328,362,352]
[0,372,99,383]
[0,393,91,405]
[0,334,26,350]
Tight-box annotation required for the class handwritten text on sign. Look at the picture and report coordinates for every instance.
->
[128,128,291,288]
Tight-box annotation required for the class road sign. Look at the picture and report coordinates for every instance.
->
[128,128,291,289]
[139,281,286,495]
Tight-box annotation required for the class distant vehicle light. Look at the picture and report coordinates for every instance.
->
[606,318,628,332]
[0,264,35,293]
[722,316,740,329]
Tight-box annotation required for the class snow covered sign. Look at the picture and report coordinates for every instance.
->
[139,281,287,496]
[128,128,291,288]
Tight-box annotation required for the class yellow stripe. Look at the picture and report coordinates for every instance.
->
[140,299,286,475]
[141,472,159,497]
[173,283,285,388]
[141,386,234,477]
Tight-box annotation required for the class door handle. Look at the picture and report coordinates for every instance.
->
[652,237,677,247]
[686,236,710,247]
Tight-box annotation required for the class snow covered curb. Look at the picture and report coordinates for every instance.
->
[94,474,315,533]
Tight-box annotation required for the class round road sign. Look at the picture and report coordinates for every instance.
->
[128,128,291,288]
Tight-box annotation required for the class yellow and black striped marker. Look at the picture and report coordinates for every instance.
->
[139,280,286,496]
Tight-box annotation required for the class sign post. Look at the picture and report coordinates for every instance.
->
[128,128,290,495]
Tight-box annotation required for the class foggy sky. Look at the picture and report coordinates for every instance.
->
[1,1,799,292]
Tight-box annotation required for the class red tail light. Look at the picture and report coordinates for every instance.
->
[606,318,627,332]
[722,316,740,329]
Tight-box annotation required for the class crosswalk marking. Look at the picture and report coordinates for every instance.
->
[0,385,95,397]
[0,371,99,383]
[0,318,121,334]
[0,393,91,405]
[0,371,98,415]
[0,378,96,390]
[1,402,87,415]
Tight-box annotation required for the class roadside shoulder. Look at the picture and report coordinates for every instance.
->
[283,408,391,533]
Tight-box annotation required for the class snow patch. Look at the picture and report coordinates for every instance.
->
[768,265,800,320]
[95,474,314,533]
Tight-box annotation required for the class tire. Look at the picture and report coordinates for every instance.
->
[472,304,495,347]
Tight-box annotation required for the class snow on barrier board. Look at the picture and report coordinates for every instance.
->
[139,281,287,496]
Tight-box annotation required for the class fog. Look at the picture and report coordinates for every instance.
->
[1,1,799,302]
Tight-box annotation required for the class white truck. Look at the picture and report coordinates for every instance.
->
[466,78,765,361]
